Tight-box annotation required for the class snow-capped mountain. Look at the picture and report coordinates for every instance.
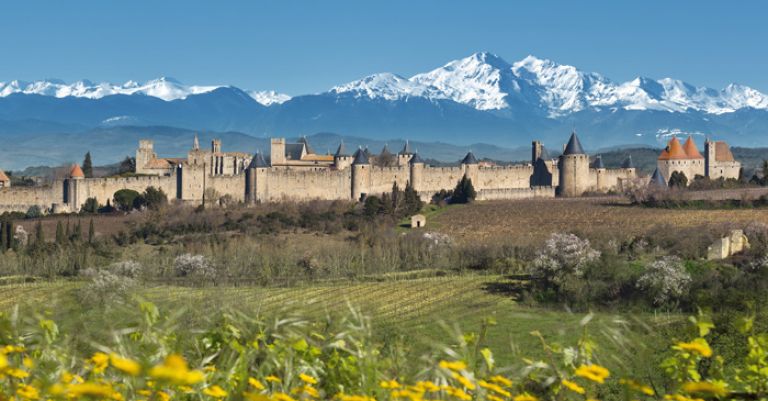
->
[248,90,291,106]
[329,52,768,117]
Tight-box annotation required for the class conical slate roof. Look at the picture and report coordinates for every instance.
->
[380,144,393,157]
[591,155,605,169]
[400,140,414,155]
[649,168,667,187]
[621,155,634,169]
[334,141,348,157]
[461,151,478,165]
[538,145,551,161]
[409,153,424,165]
[249,150,269,168]
[298,136,315,154]
[352,148,370,165]
[563,132,586,155]
[363,147,372,158]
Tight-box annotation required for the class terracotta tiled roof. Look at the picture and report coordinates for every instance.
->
[714,141,735,162]
[302,154,334,162]
[0,170,9,182]
[658,137,688,160]
[683,136,704,159]
[70,164,85,178]
[144,158,173,169]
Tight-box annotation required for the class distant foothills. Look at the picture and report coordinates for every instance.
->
[2,52,768,167]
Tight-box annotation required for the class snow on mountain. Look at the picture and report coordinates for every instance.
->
[248,90,291,106]
[0,77,221,101]
[330,73,430,100]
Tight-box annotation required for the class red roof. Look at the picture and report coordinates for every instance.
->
[658,137,688,160]
[714,141,735,162]
[70,164,85,178]
[0,170,9,182]
[683,136,704,159]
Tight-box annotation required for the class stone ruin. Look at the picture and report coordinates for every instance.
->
[707,229,750,260]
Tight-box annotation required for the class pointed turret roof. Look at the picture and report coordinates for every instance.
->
[249,150,269,168]
[334,141,348,157]
[400,140,414,155]
[563,132,586,155]
[70,164,85,178]
[409,152,425,165]
[649,168,667,187]
[591,155,605,169]
[380,144,393,157]
[621,154,634,169]
[352,148,370,165]
[461,151,478,165]
[658,137,688,160]
[193,133,200,150]
[683,136,704,159]
[298,136,315,154]
[538,145,551,161]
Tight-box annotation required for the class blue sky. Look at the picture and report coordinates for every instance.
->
[1,0,766,95]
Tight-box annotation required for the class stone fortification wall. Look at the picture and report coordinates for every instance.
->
[208,175,246,202]
[589,168,637,192]
[0,185,61,213]
[417,166,465,195]
[368,166,410,196]
[261,168,351,202]
[475,165,533,190]
[76,176,176,207]
[476,186,555,200]
[708,160,741,180]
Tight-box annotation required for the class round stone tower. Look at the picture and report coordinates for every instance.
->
[351,148,370,201]
[409,152,425,194]
[558,132,590,197]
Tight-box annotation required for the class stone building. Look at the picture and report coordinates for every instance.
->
[657,136,740,184]
[0,132,640,213]
[0,170,10,188]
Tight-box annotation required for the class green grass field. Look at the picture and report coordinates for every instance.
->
[0,273,675,372]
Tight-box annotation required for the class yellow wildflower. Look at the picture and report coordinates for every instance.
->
[203,385,228,398]
[682,381,728,396]
[379,379,400,389]
[514,393,538,401]
[148,354,205,385]
[439,360,468,371]
[478,380,511,397]
[90,352,110,374]
[204,365,217,372]
[488,396,505,401]
[414,381,440,392]
[266,375,282,383]
[665,394,705,401]
[451,371,476,390]
[299,373,318,385]
[444,386,472,401]
[562,379,586,394]
[244,392,272,401]
[674,339,713,358]
[620,379,654,395]
[336,394,376,401]
[574,364,610,384]
[17,384,40,400]
[157,391,171,401]
[249,377,266,390]
[489,375,513,387]
[0,353,7,369]
[110,354,141,376]
[23,356,34,368]
[6,367,30,379]
[67,382,115,399]
[273,392,298,401]
[2,344,25,354]
[293,385,320,398]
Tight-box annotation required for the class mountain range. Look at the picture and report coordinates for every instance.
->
[1,52,768,170]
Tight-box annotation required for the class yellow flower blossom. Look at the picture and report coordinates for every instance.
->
[682,381,728,396]
[444,386,472,401]
[6,367,30,379]
[244,392,272,401]
[665,395,705,401]
[379,379,400,389]
[299,373,318,385]
[1,344,25,354]
[439,360,468,371]
[574,364,610,384]
[562,379,586,394]
[620,379,654,395]
[478,380,511,397]
[148,354,205,385]
[249,377,266,390]
[336,394,376,401]
[90,352,110,374]
[489,375,512,387]
[451,371,476,390]
[674,339,712,358]
[203,385,228,398]
[17,384,40,400]
[293,384,320,398]
[488,396,505,401]
[110,354,141,376]
[67,382,116,399]
[22,356,34,368]
[266,375,282,383]
[273,392,298,401]
[0,353,7,370]
[514,393,538,401]
[157,391,171,401]
[414,381,440,392]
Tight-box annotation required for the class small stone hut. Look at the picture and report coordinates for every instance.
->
[411,214,426,228]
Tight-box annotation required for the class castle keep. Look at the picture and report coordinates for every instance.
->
[0,131,662,214]
[656,136,740,184]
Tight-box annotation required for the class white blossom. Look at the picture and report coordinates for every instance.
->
[637,256,691,305]
[530,233,601,287]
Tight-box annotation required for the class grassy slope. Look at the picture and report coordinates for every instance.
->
[0,275,670,371]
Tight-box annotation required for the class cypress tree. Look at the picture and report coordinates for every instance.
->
[82,152,93,178]
[34,221,44,246]
[65,220,71,238]
[88,219,95,244]
[5,221,12,250]
[55,221,65,244]
[0,221,5,252]
[73,220,82,242]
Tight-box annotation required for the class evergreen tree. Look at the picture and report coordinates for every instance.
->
[363,196,382,218]
[72,220,82,242]
[391,182,401,215]
[82,152,93,178]
[403,181,423,215]
[88,219,95,244]
[34,221,44,245]
[55,221,65,244]
[451,176,476,204]
[5,221,12,250]
[668,171,688,188]
[65,220,71,238]
[0,222,6,252]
